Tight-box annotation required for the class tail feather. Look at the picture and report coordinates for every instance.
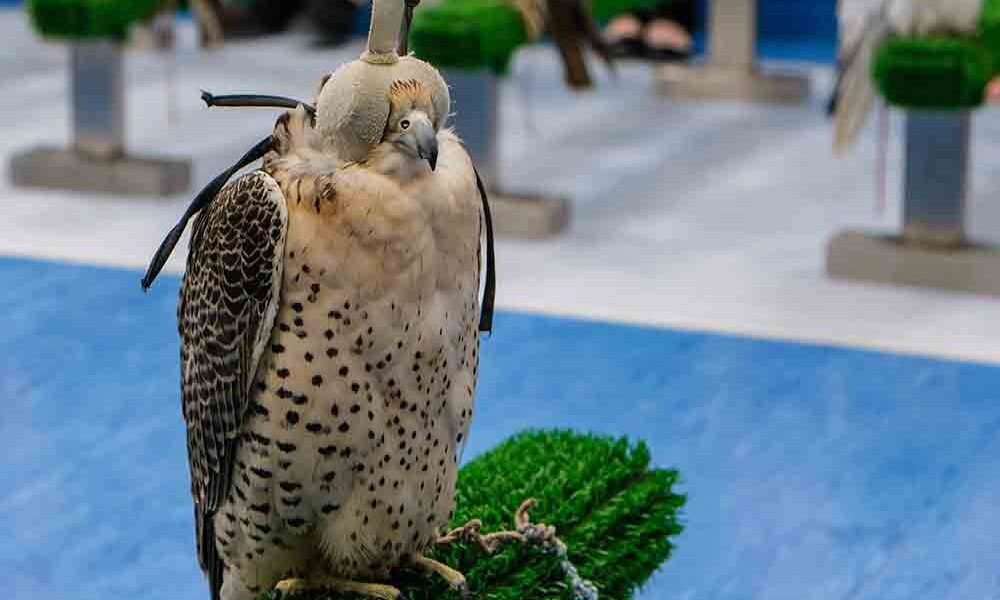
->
[196,506,225,600]
[833,12,888,154]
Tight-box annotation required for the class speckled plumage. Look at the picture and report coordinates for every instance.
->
[179,87,483,600]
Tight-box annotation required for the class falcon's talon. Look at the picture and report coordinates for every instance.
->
[411,553,468,594]
[274,577,308,597]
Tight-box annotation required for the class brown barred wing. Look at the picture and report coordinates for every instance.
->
[177,171,288,584]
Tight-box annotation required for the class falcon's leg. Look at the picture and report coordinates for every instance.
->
[274,576,402,600]
[409,553,467,596]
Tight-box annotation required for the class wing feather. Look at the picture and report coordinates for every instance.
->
[178,170,288,593]
[833,8,889,153]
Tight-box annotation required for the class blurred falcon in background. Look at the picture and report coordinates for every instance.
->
[831,0,983,151]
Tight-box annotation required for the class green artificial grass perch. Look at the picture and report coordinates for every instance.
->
[257,429,685,600]
[870,0,1000,110]
[873,36,992,109]
[410,0,528,73]
[28,0,160,41]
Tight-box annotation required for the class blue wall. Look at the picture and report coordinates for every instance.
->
[694,0,838,39]
[756,0,837,39]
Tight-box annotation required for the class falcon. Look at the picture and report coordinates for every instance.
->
[142,1,497,597]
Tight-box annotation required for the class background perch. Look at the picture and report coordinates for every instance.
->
[827,0,1000,297]
[10,0,191,196]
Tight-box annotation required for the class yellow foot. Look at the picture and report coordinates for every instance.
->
[274,576,402,600]
[410,553,468,596]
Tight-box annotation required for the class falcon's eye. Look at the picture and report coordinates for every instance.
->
[400,119,410,130]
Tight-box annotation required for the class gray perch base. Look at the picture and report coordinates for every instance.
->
[489,190,570,239]
[10,147,191,197]
[656,64,811,104]
[826,111,989,295]
[826,231,1000,297]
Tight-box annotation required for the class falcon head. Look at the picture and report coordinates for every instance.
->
[382,79,438,171]
[313,54,449,167]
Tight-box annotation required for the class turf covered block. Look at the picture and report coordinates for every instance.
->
[28,0,160,40]
[873,36,992,109]
[410,0,528,73]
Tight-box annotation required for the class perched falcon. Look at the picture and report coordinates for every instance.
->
[831,0,982,151]
[173,53,487,600]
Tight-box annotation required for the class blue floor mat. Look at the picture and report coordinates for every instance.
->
[2,256,999,600]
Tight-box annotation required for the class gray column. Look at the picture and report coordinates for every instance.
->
[709,0,755,69]
[440,68,569,238]
[443,68,499,189]
[71,40,125,159]
[902,111,970,247]
[823,108,1000,296]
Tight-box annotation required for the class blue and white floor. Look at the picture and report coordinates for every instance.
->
[2,9,1000,600]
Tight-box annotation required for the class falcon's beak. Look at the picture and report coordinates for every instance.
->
[414,119,438,171]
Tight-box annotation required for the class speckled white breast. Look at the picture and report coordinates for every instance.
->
[214,179,481,586]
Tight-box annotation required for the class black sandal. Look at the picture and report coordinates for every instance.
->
[640,19,692,63]
[604,14,646,60]
[608,35,646,59]
[643,44,691,62]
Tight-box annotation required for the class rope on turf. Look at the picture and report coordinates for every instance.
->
[438,499,600,600]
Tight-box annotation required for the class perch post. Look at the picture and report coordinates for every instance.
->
[656,0,810,104]
[825,21,1000,297]
[10,0,191,196]
[71,40,125,158]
